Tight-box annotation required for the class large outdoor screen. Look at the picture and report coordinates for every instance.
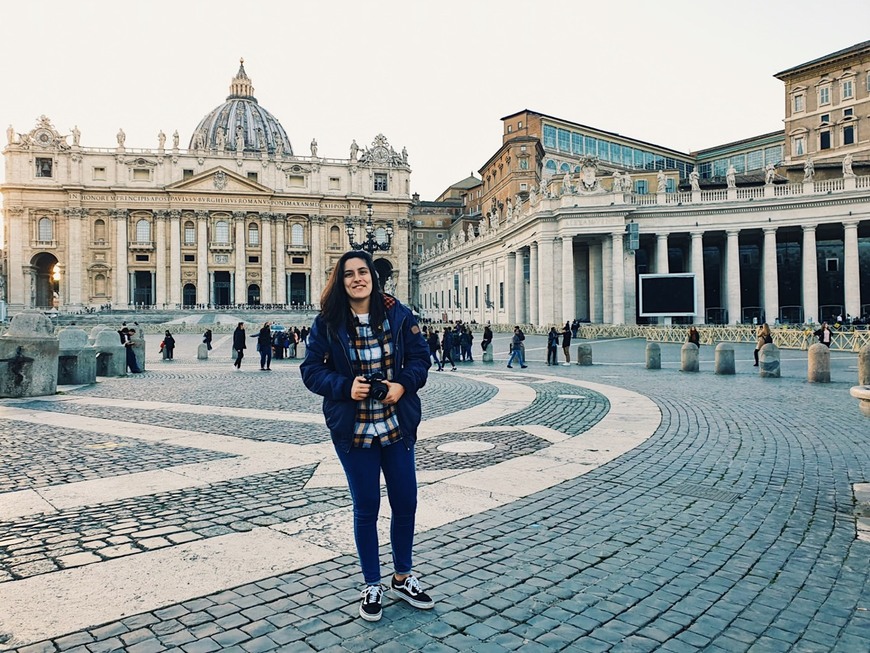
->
[638,273,697,317]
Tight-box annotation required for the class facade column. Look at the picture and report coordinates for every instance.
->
[589,241,603,323]
[762,226,779,325]
[656,233,670,325]
[553,238,563,324]
[514,249,525,324]
[562,236,575,324]
[539,238,555,325]
[310,216,323,306]
[196,211,209,305]
[611,232,625,324]
[65,208,84,306]
[6,207,26,309]
[843,221,860,319]
[690,231,706,324]
[726,229,742,325]
[602,237,613,323]
[260,213,273,304]
[802,225,818,324]
[113,209,129,308]
[506,252,516,325]
[274,214,286,305]
[529,242,539,326]
[169,210,181,307]
[234,211,246,305]
[154,210,168,307]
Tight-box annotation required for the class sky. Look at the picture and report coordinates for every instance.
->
[2,0,870,201]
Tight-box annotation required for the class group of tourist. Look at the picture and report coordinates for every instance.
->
[230,323,309,370]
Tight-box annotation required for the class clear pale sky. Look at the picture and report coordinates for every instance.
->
[2,0,870,201]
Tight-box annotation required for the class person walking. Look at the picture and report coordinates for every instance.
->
[300,250,434,622]
[255,322,272,370]
[440,326,458,371]
[162,330,176,360]
[232,322,246,369]
[546,326,559,365]
[203,329,213,351]
[427,329,443,371]
[561,321,572,365]
[460,326,474,362]
[507,326,527,368]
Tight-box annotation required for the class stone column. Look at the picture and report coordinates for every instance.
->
[65,208,84,306]
[611,232,625,324]
[690,231,706,324]
[5,207,25,309]
[539,239,555,325]
[260,213,273,304]
[726,229,741,325]
[196,211,209,304]
[562,236,575,324]
[274,214,286,305]
[514,249,526,324]
[169,210,181,307]
[529,242,539,326]
[802,225,819,324]
[234,211,246,305]
[505,253,515,325]
[656,233,669,273]
[843,221,860,319]
[310,216,323,306]
[112,209,129,307]
[589,241,603,323]
[602,237,613,323]
[154,210,168,307]
[762,226,779,325]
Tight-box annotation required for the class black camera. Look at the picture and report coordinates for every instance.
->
[364,372,390,401]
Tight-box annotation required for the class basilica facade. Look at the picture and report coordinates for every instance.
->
[1,61,412,313]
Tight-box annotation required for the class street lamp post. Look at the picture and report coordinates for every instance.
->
[345,203,394,253]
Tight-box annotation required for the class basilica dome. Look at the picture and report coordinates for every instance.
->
[190,59,293,156]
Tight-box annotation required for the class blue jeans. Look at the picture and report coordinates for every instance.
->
[259,346,272,369]
[507,345,525,367]
[334,438,417,585]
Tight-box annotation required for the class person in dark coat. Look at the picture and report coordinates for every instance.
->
[254,322,272,370]
[481,324,493,352]
[162,330,176,360]
[232,322,246,369]
[441,326,458,371]
[300,250,433,622]
[561,321,572,365]
[203,329,213,350]
[427,329,443,371]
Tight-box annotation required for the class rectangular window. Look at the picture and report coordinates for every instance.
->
[584,135,597,156]
[291,256,305,264]
[247,172,258,182]
[248,256,259,263]
[730,155,746,173]
[519,158,529,170]
[844,108,854,117]
[499,282,504,309]
[374,173,388,191]
[819,86,830,105]
[644,152,654,170]
[543,125,557,149]
[92,166,106,181]
[794,137,805,156]
[133,168,150,181]
[287,175,305,187]
[826,258,839,272]
[666,179,676,193]
[329,177,340,190]
[184,224,195,244]
[571,133,583,155]
[698,162,712,178]
[842,79,854,99]
[598,140,610,161]
[36,158,53,177]
[633,149,644,168]
[135,254,149,262]
[183,254,195,262]
[474,286,478,309]
[765,146,783,165]
[843,125,855,146]
[183,169,194,180]
[557,129,570,152]
[416,243,423,255]
[713,159,728,177]
[747,150,763,170]
[611,143,623,165]
[820,130,831,150]
[622,146,633,166]
[794,94,804,113]
[518,121,523,129]
[506,125,512,133]
[634,180,648,195]
[665,158,676,169]
[820,113,830,123]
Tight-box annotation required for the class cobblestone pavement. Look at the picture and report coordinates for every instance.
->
[0,333,868,652]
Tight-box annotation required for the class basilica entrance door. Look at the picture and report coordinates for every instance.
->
[31,253,59,309]
[213,271,231,306]
[183,284,196,307]
[132,271,153,306]
[289,273,307,306]
[247,284,260,305]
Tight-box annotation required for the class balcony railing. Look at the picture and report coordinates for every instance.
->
[208,241,233,252]
[129,241,154,251]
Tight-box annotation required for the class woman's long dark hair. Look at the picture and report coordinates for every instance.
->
[320,250,386,332]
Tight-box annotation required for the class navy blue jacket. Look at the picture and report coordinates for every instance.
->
[300,295,430,452]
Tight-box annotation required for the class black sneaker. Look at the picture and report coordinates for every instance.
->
[391,575,434,609]
[359,584,385,621]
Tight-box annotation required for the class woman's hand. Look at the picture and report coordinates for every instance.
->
[350,376,371,401]
[382,381,405,405]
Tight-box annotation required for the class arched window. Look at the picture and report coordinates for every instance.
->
[248,222,259,246]
[184,221,195,245]
[136,219,151,242]
[545,160,557,173]
[215,220,230,243]
[330,225,341,247]
[291,223,304,246]
[93,219,106,242]
[559,163,570,173]
[38,217,53,241]
[94,274,107,296]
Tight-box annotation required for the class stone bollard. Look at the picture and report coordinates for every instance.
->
[859,344,870,386]
[198,343,209,360]
[759,343,780,378]
[576,344,593,366]
[0,310,60,398]
[57,327,96,385]
[714,343,735,375]
[93,329,127,377]
[849,386,870,417]
[482,343,493,363]
[645,342,661,370]
[807,342,830,383]
[681,342,699,372]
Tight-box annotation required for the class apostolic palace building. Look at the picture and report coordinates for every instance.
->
[3,42,870,327]
[1,61,412,314]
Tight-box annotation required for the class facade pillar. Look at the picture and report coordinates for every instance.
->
[843,221,860,319]
[196,211,208,305]
[506,252,516,325]
[234,212,246,305]
[656,233,671,325]
[562,236,575,324]
[65,208,84,306]
[169,210,181,307]
[310,216,323,306]
[274,214,286,305]
[762,226,779,325]
[6,207,26,308]
[113,209,129,307]
[154,210,168,307]
[690,231,706,324]
[611,232,625,324]
[260,213,273,304]
[802,225,819,324]
[726,229,742,325]
[514,249,526,324]
[589,240,603,323]
[602,237,613,323]
[539,238,555,325]
[529,242,539,326]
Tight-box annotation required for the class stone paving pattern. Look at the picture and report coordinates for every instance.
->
[3,335,870,652]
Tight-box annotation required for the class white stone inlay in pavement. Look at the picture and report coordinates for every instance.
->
[436,440,496,453]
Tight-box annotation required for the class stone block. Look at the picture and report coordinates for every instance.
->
[57,327,96,385]
[576,344,593,366]
[93,330,127,377]
[759,343,780,378]
[0,310,59,398]
[680,342,699,372]
[849,386,870,418]
[714,343,735,375]
[197,343,209,360]
[807,343,830,383]
[645,342,661,370]
[859,344,870,386]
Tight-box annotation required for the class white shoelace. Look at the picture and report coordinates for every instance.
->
[401,576,422,595]
[361,584,384,603]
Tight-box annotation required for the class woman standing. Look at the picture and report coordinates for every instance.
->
[300,250,433,622]
[547,326,559,365]
[687,326,700,348]
[232,322,246,369]
[754,323,772,366]
[255,322,272,370]
[162,330,176,360]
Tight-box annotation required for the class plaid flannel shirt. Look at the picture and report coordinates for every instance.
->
[350,317,400,448]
